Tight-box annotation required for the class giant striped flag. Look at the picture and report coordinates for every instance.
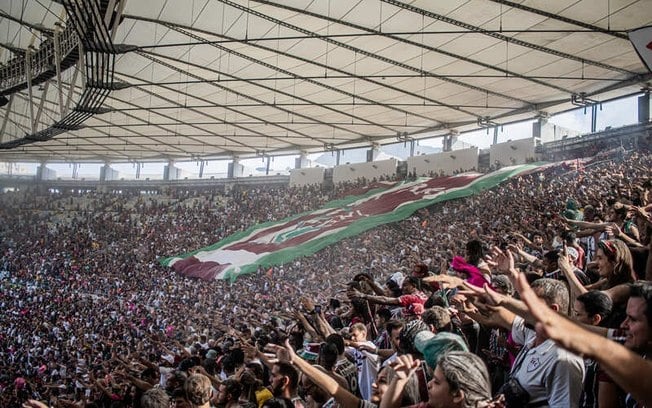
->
[161,163,549,281]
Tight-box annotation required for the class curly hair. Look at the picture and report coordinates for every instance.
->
[184,374,212,407]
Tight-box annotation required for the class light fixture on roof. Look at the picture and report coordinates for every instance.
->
[477,116,498,128]
[571,92,599,108]
[396,131,411,142]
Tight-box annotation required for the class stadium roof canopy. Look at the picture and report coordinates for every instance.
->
[0,0,651,163]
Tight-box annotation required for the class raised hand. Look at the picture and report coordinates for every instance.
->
[300,296,315,313]
[389,354,421,380]
[346,287,363,299]
[422,274,464,288]
[487,246,515,275]
[558,244,574,273]
[22,401,50,408]
[460,281,505,308]
[514,272,590,355]
[283,339,298,364]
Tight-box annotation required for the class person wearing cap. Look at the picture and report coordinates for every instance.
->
[203,349,219,376]
[413,331,469,372]
[393,319,435,402]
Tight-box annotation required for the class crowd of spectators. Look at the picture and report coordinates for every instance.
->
[1,149,651,408]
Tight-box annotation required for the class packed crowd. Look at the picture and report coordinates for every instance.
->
[1,149,651,408]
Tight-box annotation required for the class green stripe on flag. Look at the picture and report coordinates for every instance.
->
[161,162,549,281]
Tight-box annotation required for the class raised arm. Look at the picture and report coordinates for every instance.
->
[348,287,400,306]
[283,339,360,408]
[293,310,321,341]
[515,273,652,406]
[557,248,588,305]
[606,223,643,247]
[564,218,607,230]
[379,354,421,408]
[314,311,336,337]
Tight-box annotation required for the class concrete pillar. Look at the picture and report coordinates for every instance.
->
[366,143,380,162]
[164,160,180,180]
[295,151,311,169]
[228,157,244,178]
[639,92,650,123]
[100,163,119,181]
[442,133,458,152]
[36,163,56,181]
[533,117,557,144]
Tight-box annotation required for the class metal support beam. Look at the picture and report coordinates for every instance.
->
[199,160,205,178]
[34,81,51,130]
[110,0,128,41]
[78,46,86,89]
[221,0,531,107]
[0,10,55,36]
[65,50,82,116]
[251,0,570,94]
[104,0,117,27]
[381,0,633,75]
[53,24,66,120]
[25,49,36,134]
[487,0,629,40]
[0,95,14,142]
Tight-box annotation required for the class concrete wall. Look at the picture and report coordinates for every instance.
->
[100,165,119,181]
[332,159,398,184]
[164,165,181,180]
[536,119,582,144]
[489,138,537,166]
[407,147,479,176]
[289,167,325,187]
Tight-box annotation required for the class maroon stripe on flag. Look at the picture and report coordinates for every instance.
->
[224,175,477,255]
[172,256,231,280]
